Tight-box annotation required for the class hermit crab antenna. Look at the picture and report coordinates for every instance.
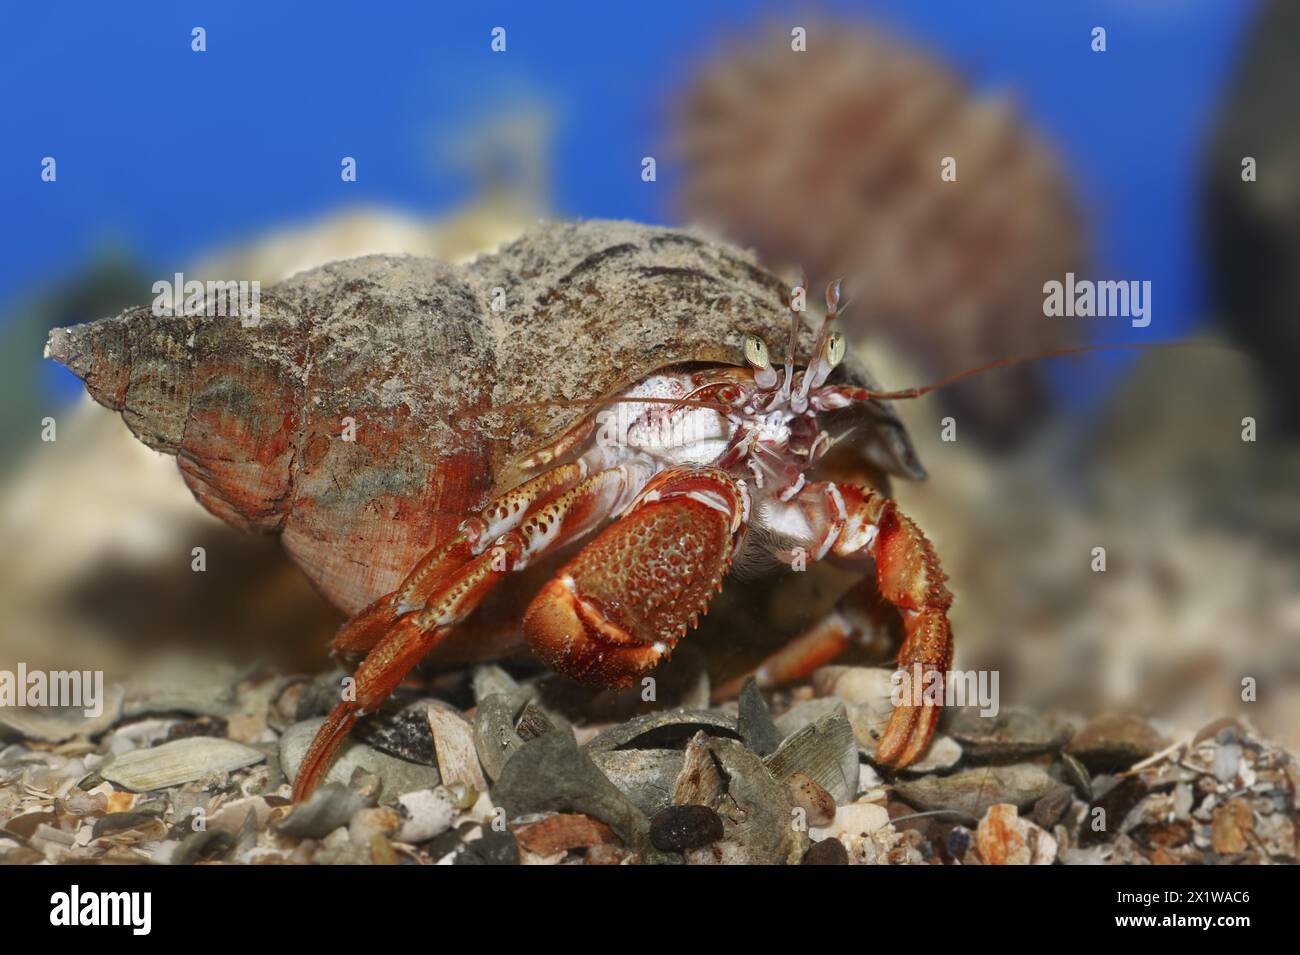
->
[794,279,846,411]
[781,270,806,401]
[847,341,1233,402]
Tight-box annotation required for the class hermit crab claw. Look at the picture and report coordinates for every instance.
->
[523,467,750,687]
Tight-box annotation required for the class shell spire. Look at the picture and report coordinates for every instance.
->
[46,306,197,454]
[46,298,307,535]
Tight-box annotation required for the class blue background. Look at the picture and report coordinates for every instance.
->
[0,1,1259,403]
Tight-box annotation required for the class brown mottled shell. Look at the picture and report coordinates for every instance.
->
[46,220,924,615]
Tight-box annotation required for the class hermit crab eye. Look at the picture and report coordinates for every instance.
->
[743,335,771,369]
[826,331,846,368]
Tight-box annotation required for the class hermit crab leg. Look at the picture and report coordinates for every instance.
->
[716,482,953,769]
[848,487,953,767]
[711,611,856,702]
[516,418,596,472]
[293,464,638,801]
[522,466,750,688]
[329,461,590,660]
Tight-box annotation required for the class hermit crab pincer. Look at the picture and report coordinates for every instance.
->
[45,220,954,801]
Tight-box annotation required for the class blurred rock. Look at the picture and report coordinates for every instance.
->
[674,19,1085,443]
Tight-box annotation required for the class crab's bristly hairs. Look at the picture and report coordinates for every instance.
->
[861,341,1237,402]
[725,520,784,581]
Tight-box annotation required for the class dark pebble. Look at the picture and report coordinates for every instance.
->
[354,702,438,766]
[455,828,520,865]
[426,821,477,859]
[164,715,228,741]
[1079,775,1147,847]
[1032,786,1074,830]
[649,805,724,852]
[946,825,972,861]
[801,838,849,865]
[92,810,161,839]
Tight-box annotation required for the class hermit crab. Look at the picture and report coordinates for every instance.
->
[46,220,954,801]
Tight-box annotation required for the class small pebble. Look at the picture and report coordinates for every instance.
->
[1213,743,1243,784]
[649,804,724,852]
[394,787,456,843]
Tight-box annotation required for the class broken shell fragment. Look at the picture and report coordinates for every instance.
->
[736,678,782,757]
[776,698,851,739]
[700,737,795,865]
[427,705,489,793]
[98,737,265,792]
[763,708,858,804]
[672,732,727,808]
[491,730,652,851]
[514,813,618,856]
[472,692,528,782]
